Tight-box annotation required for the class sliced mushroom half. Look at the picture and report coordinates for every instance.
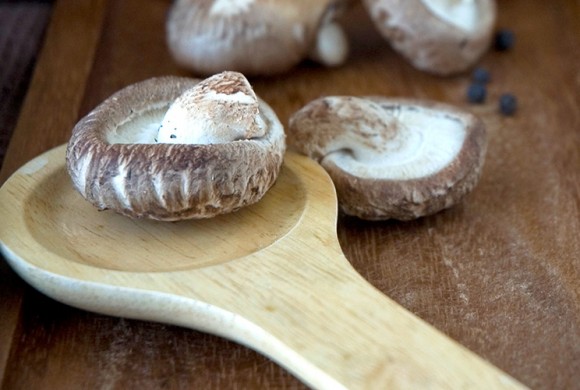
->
[288,96,487,220]
[362,0,497,75]
[66,72,286,221]
[166,0,350,76]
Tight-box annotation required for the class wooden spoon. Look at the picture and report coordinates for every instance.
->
[0,145,526,389]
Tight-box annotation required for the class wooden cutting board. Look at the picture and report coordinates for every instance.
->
[1,0,578,388]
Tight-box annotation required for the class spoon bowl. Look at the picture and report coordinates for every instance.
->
[22,148,306,272]
[0,145,526,389]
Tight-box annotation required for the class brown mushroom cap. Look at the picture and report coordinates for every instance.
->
[166,0,350,76]
[66,75,286,221]
[362,0,497,75]
[288,96,487,220]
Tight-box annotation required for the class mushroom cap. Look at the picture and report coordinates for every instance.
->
[288,96,487,220]
[66,76,286,221]
[166,0,350,76]
[362,0,497,75]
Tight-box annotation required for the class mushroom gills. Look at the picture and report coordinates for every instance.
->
[289,96,486,220]
[322,105,466,180]
[107,107,167,144]
[421,0,479,32]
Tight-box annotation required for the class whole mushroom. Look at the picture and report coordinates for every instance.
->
[288,96,487,220]
[362,0,497,75]
[166,0,351,76]
[66,72,286,221]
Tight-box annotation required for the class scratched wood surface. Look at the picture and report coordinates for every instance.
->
[1,0,579,389]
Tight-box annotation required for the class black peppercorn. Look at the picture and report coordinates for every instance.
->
[472,67,491,84]
[467,83,487,104]
[495,29,515,51]
[499,94,518,116]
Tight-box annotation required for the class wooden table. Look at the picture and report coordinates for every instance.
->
[1,0,578,388]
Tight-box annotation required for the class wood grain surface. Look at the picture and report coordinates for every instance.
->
[1,0,579,389]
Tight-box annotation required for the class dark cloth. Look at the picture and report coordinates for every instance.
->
[0,2,53,170]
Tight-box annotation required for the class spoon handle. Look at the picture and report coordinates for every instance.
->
[201,245,529,390]
[3,233,528,390]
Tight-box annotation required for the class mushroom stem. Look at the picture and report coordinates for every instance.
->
[157,71,266,145]
[308,21,349,67]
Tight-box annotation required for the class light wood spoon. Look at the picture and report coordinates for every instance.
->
[0,145,526,389]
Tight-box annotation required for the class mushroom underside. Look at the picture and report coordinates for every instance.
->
[66,76,286,221]
[166,0,351,76]
[288,96,487,220]
[362,0,497,74]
